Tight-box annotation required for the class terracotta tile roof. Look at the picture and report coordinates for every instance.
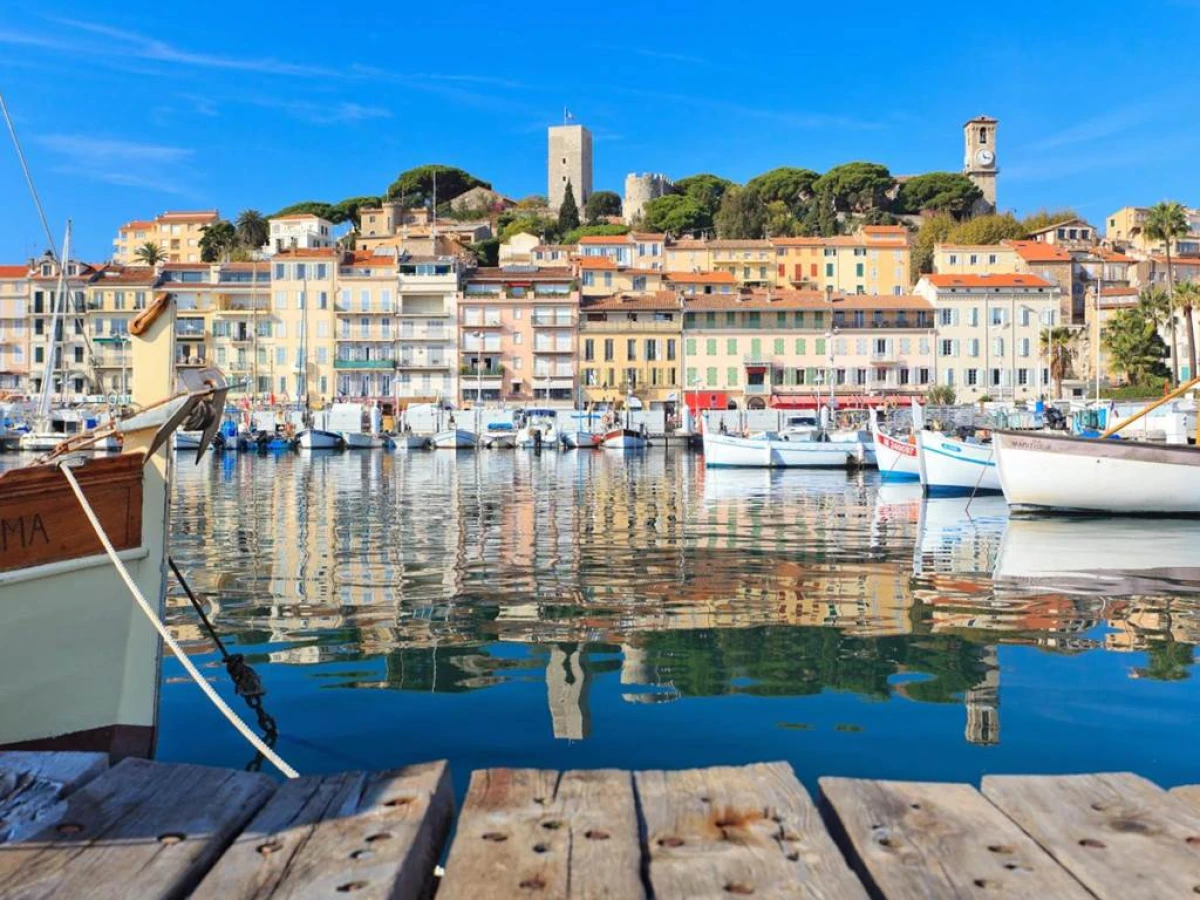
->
[1006,241,1072,263]
[1096,249,1131,262]
[684,291,932,312]
[1150,256,1200,267]
[468,266,574,282]
[934,243,1018,253]
[271,213,327,221]
[664,271,737,285]
[270,248,340,259]
[577,257,618,270]
[580,292,682,311]
[629,232,666,242]
[922,273,1055,289]
[706,239,773,249]
[159,210,219,221]
[578,235,631,245]
[162,262,213,270]
[0,265,28,278]
[1025,218,1092,237]
[862,225,908,235]
[119,220,155,231]
[91,265,159,285]
[667,238,709,249]
[1101,286,1138,296]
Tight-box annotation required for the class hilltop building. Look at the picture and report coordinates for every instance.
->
[548,123,592,212]
[963,116,999,213]
[624,173,672,224]
[112,210,220,264]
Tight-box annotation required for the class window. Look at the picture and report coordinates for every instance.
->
[727,367,738,386]
[990,307,1005,326]
[627,338,637,361]
[1020,307,1031,326]
[686,338,696,356]
[968,307,979,327]
[940,339,954,357]
[994,338,1004,357]
[855,263,864,277]
[988,254,997,265]
[1017,368,1030,386]
[794,338,806,354]
[969,255,978,265]
[949,255,958,265]
[966,368,979,386]
[584,339,594,361]
[774,338,784,354]
[603,339,614,361]
[991,368,1003,387]
[825,263,834,277]
[726,338,738,355]
[706,366,717,386]
[1020,338,1031,357]
[939,309,953,326]
[667,339,676,361]
[968,338,980,357]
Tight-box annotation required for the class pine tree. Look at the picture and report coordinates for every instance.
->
[558,182,581,233]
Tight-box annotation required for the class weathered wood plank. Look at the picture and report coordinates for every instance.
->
[192,760,452,900]
[638,762,866,900]
[0,757,274,900]
[439,768,644,900]
[1170,784,1200,815]
[0,752,109,844]
[820,777,1091,899]
[983,772,1200,899]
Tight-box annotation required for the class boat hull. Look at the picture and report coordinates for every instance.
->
[563,431,602,449]
[174,430,204,450]
[873,430,920,481]
[432,429,477,450]
[297,429,344,450]
[703,431,850,468]
[343,432,384,450]
[917,430,1001,495]
[993,429,1200,515]
[602,429,648,450]
[395,434,430,451]
[484,434,517,449]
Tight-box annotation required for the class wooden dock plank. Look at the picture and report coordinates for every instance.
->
[637,761,866,900]
[0,757,275,900]
[820,777,1091,899]
[0,752,108,844]
[192,760,453,900]
[982,772,1200,900]
[439,768,644,900]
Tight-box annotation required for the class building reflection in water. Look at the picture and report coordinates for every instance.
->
[166,450,1200,749]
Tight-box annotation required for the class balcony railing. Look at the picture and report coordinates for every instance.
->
[531,315,575,327]
[177,323,206,339]
[459,365,504,377]
[176,356,209,368]
[397,327,450,340]
[744,383,771,395]
[334,359,396,370]
[578,319,679,333]
[397,358,450,369]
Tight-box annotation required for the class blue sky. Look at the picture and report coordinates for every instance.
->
[1,0,1197,261]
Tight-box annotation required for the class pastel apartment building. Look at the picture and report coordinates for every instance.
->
[914,273,1061,402]
[681,292,935,411]
[1107,206,1200,257]
[334,250,400,401]
[27,254,95,399]
[394,256,462,403]
[84,265,157,397]
[112,210,220,264]
[459,266,578,404]
[773,226,912,295]
[265,213,336,253]
[0,265,29,392]
[577,293,682,409]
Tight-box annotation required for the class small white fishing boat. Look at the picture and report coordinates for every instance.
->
[342,431,384,449]
[296,428,345,450]
[993,429,1200,515]
[483,423,517,449]
[703,428,852,468]
[432,429,477,450]
[563,430,602,449]
[826,427,876,467]
[871,416,920,481]
[917,430,1000,495]
[395,433,430,451]
[175,430,204,451]
[602,428,649,450]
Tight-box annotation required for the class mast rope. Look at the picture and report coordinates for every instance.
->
[58,461,300,779]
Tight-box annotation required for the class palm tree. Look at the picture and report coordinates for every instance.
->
[235,209,269,252]
[1143,201,1189,384]
[1040,326,1077,399]
[1102,308,1169,385]
[133,241,166,266]
[1172,280,1200,380]
[199,220,237,263]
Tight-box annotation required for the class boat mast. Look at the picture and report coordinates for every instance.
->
[37,222,71,423]
[302,268,309,423]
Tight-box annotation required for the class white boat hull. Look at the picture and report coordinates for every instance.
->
[827,428,876,467]
[297,428,344,450]
[994,429,1200,515]
[432,429,477,450]
[395,434,429,451]
[873,430,920,481]
[563,430,602,449]
[19,432,120,453]
[517,425,559,448]
[174,430,203,450]
[484,433,517,449]
[917,430,1001,495]
[703,431,850,468]
[343,432,384,450]
[602,429,648,450]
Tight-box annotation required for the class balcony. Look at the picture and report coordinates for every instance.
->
[743,356,774,368]
[744,382,771,395]
[533,343,573,355]
[461,318,503,328]
[214,295,269,314]
[177,321,206,340]
[334,359,396,370]
[397,326,450,341]
[577,319,679,333]
[459,364,504,377]
[870,351,898,364]
[176,355,209,368]
[531,315,575,327]
[397,358,451,370]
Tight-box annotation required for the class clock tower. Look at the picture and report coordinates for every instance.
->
[963,115,998,212]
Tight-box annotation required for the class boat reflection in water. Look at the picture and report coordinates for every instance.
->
[994,517,1200,596]
[132,451,1200,785]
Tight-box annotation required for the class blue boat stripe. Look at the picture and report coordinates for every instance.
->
[923,444,996,468]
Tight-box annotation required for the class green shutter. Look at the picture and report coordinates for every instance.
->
[726,338,737,354]
[815,338,825,355]
[706,338,717,354]
[686,338,697,355]
[774,338,784,354]
[706,367,717,386]
[727,367,739,386]
[751,338,762,357]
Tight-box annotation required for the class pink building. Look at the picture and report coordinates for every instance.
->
[0,265,29,394]
[459,267,578,405]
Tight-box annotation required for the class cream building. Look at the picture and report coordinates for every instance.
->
[577,293,683,409]
[577,258,663,298]
[0,265,29,393]
[28,254,96,398]
[459,266,577,405]
[498,232,540,266]
[269,249,339,404]
[914,273,1061,401]
[682,292,935,410]
[334,249,399,402]
[933,244,1020,276]
[1107,205,1200,256]
[548,123,593,211]
[395,256,461,404]
[710,240,776,288]
[112,210,220,264]
[85,265,157,398]
[265,213,335,253]
[576,233,665,270]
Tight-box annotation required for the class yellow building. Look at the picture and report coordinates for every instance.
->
[664,238,711,274]
[1106,205,1200,256]
[577,257,663,297]
[682,291,935,410]
[112,210,220,264]
[333,249,399,402]
[577,293,682,409]
[772,226,912,295]
[85,265,157,397]
[710,240,776,287]
[268,249,339,405]
[932,244,1021,275]
[0,264,30,393]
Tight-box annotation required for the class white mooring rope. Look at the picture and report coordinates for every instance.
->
[59,462,300,779]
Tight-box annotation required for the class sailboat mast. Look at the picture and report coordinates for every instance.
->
[38,221,71,421]
[302,270,309,418]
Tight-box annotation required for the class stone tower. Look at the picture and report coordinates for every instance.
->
[963,115,999,213]
[548,124,593,213]
[623,173,673,224]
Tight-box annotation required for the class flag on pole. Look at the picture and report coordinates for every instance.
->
[564,107,574,123]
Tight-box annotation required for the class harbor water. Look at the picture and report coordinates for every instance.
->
[19,449,1200,794]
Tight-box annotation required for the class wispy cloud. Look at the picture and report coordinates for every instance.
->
[608,87,882,131]
[246,97,392,125]
[632,48,709,65]
[35,134,198,196]
[1032,104,1161,150]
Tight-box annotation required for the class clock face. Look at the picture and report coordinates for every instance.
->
[975,148,995,167]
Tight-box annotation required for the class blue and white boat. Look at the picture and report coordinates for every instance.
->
[916,430,1001,495]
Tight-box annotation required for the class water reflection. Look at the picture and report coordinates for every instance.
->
[149,449,1200,787]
